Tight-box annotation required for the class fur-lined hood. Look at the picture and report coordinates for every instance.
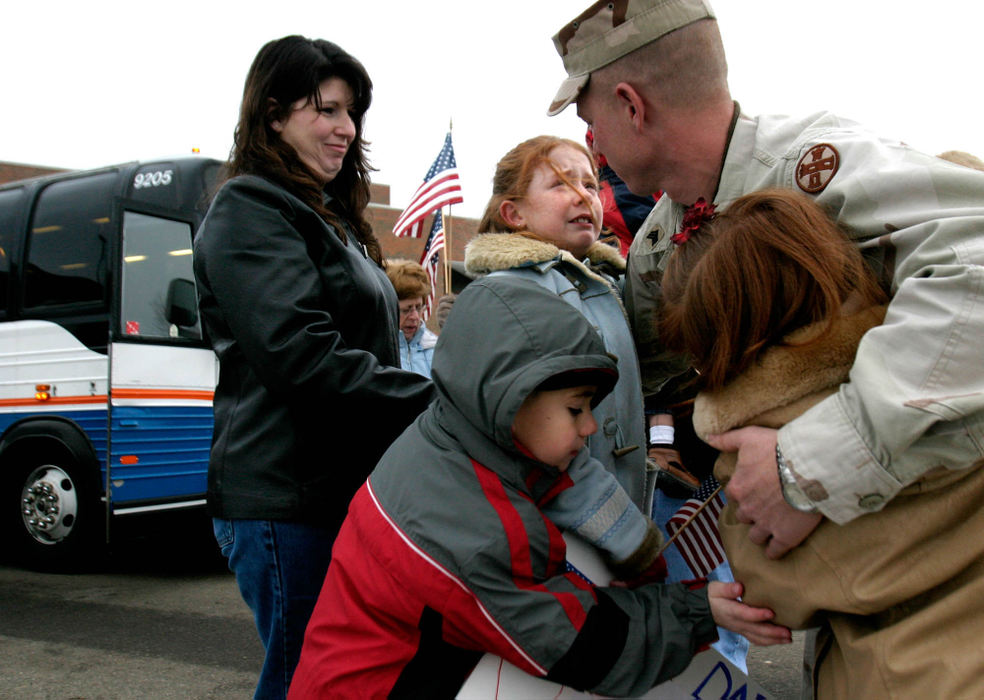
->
[464,232,625,282]
[693,306,887,439]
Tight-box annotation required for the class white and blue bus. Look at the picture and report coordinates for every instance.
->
[0,157,222,569]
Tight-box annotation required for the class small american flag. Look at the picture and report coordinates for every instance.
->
[665,476,726,578]
[418,210,445,319]
[393,132,463,238]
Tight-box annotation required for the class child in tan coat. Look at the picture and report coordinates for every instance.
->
[658,188,984,698]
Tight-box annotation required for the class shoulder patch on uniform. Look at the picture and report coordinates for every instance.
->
[642,224,664,253]
[796,143,840,194]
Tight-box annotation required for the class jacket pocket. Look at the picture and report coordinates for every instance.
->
[212,517,235,557]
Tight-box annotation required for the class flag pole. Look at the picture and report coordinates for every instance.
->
[655,483,724,556]
[444,206,454,294]
[444,118,454,296]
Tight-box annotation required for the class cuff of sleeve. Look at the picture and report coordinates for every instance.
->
[593,494,654,563]
[609,521,664,580]
[681,585,718,649]
[779,394,903,524]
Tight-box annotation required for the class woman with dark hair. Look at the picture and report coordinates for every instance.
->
[659,188,984,697]
[193,35,433,699]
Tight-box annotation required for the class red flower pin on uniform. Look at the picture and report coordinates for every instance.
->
[671,197,716,245]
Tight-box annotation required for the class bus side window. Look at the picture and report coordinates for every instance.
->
[120,211,201,340]
[0,188,24,317]
[24,173,116,309]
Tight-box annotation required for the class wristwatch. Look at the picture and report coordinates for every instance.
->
[776,444,819,513]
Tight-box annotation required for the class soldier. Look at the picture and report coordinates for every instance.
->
[547,1,984,696]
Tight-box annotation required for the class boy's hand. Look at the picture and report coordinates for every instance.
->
[707,581,791,646]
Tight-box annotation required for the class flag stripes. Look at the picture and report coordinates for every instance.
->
[418,211,445,319]
[393,132,463,238]
[664,477,726,578]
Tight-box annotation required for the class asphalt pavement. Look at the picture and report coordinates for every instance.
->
[0,513,806,699]
[0,513,261,699]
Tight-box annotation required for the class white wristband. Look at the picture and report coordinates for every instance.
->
[648,425,675,446]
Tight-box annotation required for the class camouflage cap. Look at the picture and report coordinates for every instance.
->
[547,0,716,116]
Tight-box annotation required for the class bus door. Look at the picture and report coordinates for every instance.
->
[107,201,216,516]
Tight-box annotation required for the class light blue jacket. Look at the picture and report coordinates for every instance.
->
[398,324,437,379]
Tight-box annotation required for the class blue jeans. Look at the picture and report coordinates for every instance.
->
[213,518,336,700]
[651,491,750,672]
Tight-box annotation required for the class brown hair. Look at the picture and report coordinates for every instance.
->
[384,259,431,301]
[937,150,984,172]
[477,135,600,234]
[659,188,887,391]
[225,35,383,264]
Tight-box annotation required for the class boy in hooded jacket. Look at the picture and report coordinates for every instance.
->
[289,275,788,699]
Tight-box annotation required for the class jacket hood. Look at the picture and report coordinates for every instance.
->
[431,275,618,453]
[464,232,625,279]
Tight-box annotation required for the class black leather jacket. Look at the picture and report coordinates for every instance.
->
[193,175,434,527]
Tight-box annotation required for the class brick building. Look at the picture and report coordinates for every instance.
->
[366,181,480,296]
[0,161,67,183]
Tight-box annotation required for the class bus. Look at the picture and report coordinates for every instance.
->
[0,157,222,570]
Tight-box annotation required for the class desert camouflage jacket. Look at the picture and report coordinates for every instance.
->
[626,109,984,524]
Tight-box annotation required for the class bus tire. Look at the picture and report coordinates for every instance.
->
[4,445,104,572]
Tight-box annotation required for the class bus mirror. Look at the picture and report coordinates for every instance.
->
[165,278,198,327]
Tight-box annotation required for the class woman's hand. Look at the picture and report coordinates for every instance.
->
[707,581,791,646]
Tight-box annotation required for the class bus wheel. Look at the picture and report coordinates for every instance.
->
[8,454,102,571]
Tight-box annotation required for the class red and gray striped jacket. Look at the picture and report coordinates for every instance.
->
[289,276,716,698]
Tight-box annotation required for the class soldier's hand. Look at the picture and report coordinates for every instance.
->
[706,427,823,559]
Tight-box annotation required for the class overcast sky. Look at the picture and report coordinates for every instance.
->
[3,1,981,220]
